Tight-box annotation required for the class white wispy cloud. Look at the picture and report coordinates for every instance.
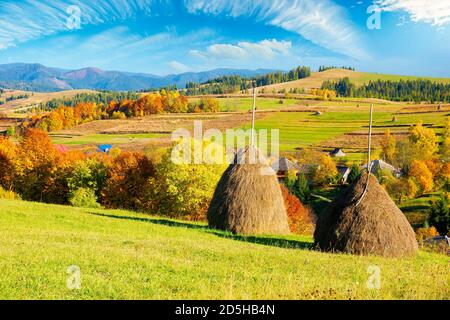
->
[190,39,292,60]
[0,0,367,61]
[375,0,450,26]
[168,61,190,73]
[184,0,369,60]
[0,0,160,49]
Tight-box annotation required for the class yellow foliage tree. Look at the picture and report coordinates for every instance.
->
[409,160,434,194]
[313,154,338,186]
[409,121,438,160]
[380,129,397,164]
[441,117,450,161]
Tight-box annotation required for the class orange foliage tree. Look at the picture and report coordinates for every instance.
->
[280,184,315,235]
[14,129,65,202]
[409,160,434,194]
[0,137,17,190]
[102,152,156,210]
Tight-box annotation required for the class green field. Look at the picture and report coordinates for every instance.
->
[0,198,448,300]
[218,97,301,112]
[50,133,168,146]
[243,107,448,154]
[352,72,450,87]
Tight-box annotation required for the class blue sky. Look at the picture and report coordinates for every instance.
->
[0,0,449,76]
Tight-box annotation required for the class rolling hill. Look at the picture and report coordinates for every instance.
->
[0,198,447,299]
[256,69,450,93]
[0,63,276,92]
[0,89,97,114]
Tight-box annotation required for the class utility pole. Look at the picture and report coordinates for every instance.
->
[251,80,256,146]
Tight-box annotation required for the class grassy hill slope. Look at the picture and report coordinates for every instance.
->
[0,199,447,299]
[0,89,97,114]
[257,69,450,93]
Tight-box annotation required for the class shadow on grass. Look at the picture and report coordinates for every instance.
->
[89,212,209,231]
[89,212,312,250]
[400,204,429,212]
[210,232,313,250]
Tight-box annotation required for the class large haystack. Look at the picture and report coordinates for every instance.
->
[314,173,418,257]
[207,146,290,235]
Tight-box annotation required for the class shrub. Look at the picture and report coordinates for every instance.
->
[280,185,315,235]
[293,173,311,203]
[415,226,440,241]
[67,158,108,198]
[347,163,361,184]
[69,188,101,209]
[111,111,126,119]
[6,126,15,137]
[151,139,227,220]
[428,194,450,235]
[0,187,21,200]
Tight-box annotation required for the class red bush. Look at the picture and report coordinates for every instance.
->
[280,184,315,235]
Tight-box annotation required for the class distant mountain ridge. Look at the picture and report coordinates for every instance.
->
[0,63,277,92]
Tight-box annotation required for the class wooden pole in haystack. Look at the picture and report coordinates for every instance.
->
[367,103,374,173]
[251,80,256,147]
[356,103,374,207]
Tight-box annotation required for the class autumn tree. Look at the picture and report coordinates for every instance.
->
[409,160,434,194]
[15,129,61,202]
[380,129,397,164]
[428,194,449,235]
[409,121,438,160]
[0,137,17,190]
[280,184,315,235]
[440,117,450,161]
[312,154,338,186]
[102,152,156,210]
[151,140,227,219]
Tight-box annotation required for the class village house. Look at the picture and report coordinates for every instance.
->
[271,157,301,182]
[364,159,402,177]
[329,148,346,157]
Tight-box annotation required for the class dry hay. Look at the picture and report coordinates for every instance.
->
[207,146,290,235]
[314,172,418,257]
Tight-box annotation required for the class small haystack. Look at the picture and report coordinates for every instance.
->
[207,146,290,235]
[314,172,418,257]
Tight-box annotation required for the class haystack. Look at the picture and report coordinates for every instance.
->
[314,172,418,257]
[207,146,290,235]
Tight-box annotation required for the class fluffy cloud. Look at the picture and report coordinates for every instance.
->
[168,61,190,73]
[184,0,368,60]
[375,0,450,26]
[190,39,292,60]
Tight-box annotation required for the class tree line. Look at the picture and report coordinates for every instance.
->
[0,130,313,235]
[23,91,220,132]
[185,66,311,95]
[41,91,141,110]
[322,77,450,103]
[318,66,355,72]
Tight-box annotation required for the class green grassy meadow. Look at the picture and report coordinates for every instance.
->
[352,72,450,87]
[49,133,168,147]
[0,198,448,300]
